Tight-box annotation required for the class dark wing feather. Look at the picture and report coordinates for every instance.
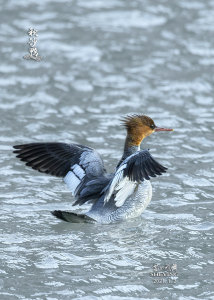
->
[123,150,167,182]
[13,142,108,206]
[74,175,113,206]
[13,143,84,177]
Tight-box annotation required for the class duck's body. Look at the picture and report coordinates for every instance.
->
[13,114,172,224]
[85,180,152,224]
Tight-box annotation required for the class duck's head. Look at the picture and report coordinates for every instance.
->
[121,114,173,146]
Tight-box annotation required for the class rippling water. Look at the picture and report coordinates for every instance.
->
[1,0,214,299]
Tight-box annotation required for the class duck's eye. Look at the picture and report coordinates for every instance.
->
[150,124,156,130]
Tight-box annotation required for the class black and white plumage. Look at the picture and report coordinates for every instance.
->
[13,143,110,206]
[13,114,173,224]
[103,150,167,208]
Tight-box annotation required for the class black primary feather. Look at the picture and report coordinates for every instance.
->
[13,143,86,177]
[123,150,167,183]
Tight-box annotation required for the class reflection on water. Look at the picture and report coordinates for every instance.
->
[0,0,214,299]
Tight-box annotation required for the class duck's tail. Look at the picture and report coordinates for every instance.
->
[51,210,95,223]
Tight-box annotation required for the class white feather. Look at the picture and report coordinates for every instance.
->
[103,163,127,204]
[114,178,136,207]
[64,171,81,195]
[72,164,85,179]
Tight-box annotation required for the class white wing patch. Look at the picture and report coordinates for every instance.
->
[72,164,85,179]
[103,163,127,204]
[103,163,137,207]
[64,164,85,196]
[114,177,136,207]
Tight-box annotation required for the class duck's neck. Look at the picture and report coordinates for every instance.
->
[117,135,141,168]
[124,135,140,156]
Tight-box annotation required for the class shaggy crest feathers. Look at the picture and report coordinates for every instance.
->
[121,114,156,131]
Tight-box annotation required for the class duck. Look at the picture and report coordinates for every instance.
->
[13,114,173,224]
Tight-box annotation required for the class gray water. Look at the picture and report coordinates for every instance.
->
[0,0,214,299]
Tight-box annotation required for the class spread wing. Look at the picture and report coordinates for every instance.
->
[103,150,167,207]
[13,143,106,205]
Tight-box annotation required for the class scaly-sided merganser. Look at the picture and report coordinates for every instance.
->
[13,114,173,224]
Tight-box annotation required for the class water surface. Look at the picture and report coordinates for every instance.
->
[0,0,214,299]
